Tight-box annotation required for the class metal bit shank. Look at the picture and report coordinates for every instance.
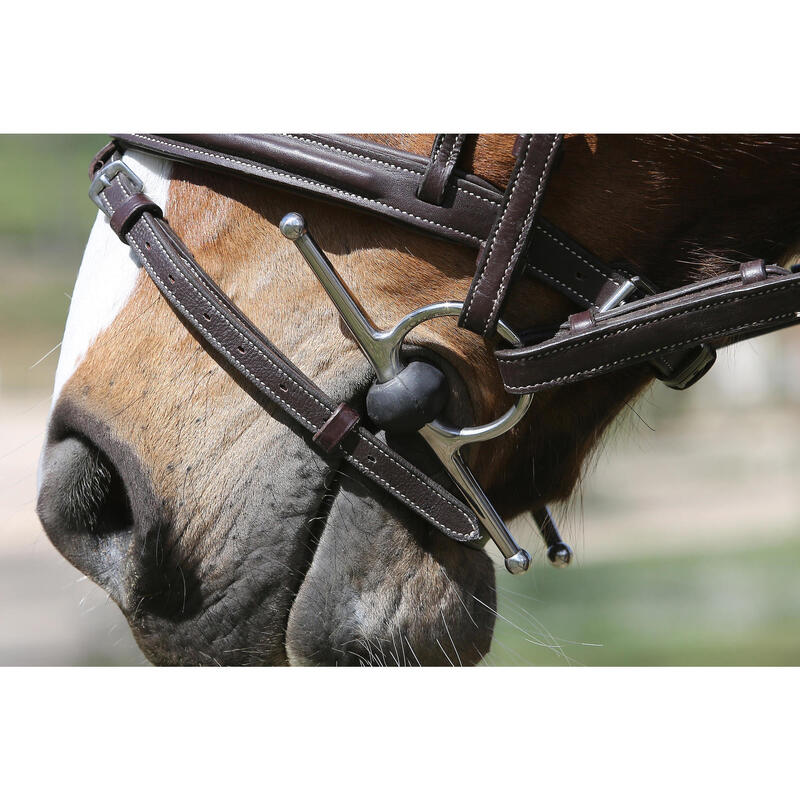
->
[280,212,534,573]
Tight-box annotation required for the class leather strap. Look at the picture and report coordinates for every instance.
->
[417,134,468,205]
[519,218,716,387]
[460,134,563,336]
[496,262,800,393]
[91,157,480,543]
[111,134,594,302]
[114,133,500,249]
[522,217,626,308]
[103,136,800,401]
[88,141,118,179]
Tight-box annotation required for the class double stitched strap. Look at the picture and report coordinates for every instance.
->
[417,134,468,205]
[523,217,627,309]
[460,134,563,336]
[113,135,618,317]
[496,261,800,393]
[91,157,480,543]
[114,133,500,249]
[112,135,594,286]
[519,217,717,389]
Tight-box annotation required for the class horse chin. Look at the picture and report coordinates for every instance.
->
[129,471,497,668]
[124,477,497,668]
[285,471,497,667]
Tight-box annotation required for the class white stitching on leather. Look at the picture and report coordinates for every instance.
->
[136,226,475,538]
[281,134,421,175]
[114,204,475,538]
[429,136,446,169]
[533,223,620,287]
[128,234,320,415]
[463,136,534,325]
[482,136,560,335]
[140,134,499,206]
[237,134,498,206]
[419,135,455,202]
[444,135,465,170]
[116,174,132,199]
[99,171,477,537]
[417,135,498,206]
[340,445,476,540]
[529,263,593,305]
[506,311,795,391]
[459,187,499,206]
[417,136,447,199]
[131,136,483,243]
[504,281,795,363]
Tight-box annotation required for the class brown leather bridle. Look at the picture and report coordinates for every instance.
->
[87,134,800,574]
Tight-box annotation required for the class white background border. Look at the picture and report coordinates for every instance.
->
[2,1,797,795]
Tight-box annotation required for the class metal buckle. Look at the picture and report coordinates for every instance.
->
[598,272,717,390]
[89,160,144,213]
[598,272,660,313]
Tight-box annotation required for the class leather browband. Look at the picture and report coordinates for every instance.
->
[91,161,481,544]
[111,134,619,310]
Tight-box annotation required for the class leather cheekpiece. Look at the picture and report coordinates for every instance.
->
[460,134,563,336]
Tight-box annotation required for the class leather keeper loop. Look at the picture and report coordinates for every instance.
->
[312,403,361,453]
[110,193,162,240]
[417,134,467,206]
[740,259,767,285]
[88,142,119,179]
[569,309,595,333]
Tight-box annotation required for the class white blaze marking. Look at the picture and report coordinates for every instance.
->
[51,151,172,404]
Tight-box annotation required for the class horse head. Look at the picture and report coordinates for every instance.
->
[36,134,800,664]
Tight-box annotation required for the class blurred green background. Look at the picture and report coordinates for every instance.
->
[1,135,798,666]
[0,135,107,394]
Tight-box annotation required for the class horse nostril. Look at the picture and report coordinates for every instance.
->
[37,435,134,578]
